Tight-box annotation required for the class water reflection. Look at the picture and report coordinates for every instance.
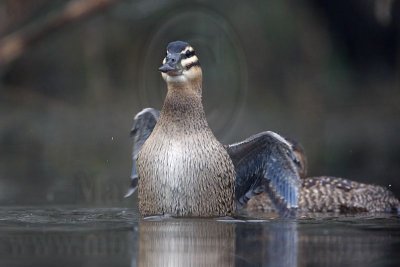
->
[0,208,399,267]
[135,216,400,267]
[137,219,235,267]
[234,221,298,266]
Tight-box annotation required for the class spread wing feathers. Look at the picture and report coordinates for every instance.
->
[125,108,160,197]
[226,131,301,211]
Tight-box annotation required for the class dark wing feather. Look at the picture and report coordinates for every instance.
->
[125,108,160,197]
[226,131,301,212]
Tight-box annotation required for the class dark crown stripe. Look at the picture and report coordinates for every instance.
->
[167,41,189,53]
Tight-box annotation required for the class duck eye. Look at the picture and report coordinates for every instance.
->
[185,50,194,58]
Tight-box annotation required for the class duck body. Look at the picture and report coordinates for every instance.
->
[137,43,235,217]
[246,176,400,213]
[137,90,236,217]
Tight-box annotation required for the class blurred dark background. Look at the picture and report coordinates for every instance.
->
[0,0,399,207]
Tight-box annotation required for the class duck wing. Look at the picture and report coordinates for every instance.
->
[125,108,160,197]
[126,109,301,213]
[226,131,301,212]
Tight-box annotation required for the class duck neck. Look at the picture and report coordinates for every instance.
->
[160,79,208,130]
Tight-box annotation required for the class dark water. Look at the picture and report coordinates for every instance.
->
[0,208,399,267]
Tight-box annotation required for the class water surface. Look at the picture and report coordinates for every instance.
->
[0,207,399,267]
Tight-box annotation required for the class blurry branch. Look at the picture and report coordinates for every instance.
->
[374,0,394,26]
[0,0,121,68]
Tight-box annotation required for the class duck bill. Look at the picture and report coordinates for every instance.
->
[158,63,176,73]
[158,63,182,76]
[159,53,182,75]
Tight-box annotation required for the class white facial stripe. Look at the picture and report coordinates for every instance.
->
[181,55,199,68]
[163,57,166,64]
[181,46,194,54]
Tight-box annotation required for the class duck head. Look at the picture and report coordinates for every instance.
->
[159,41,202,85]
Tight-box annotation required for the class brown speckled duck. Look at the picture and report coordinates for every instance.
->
[136,41,236,216]
[244,140,400,213]
[245,142,400,213]
[127,41,399,217]
[128,41,300,217]
[246,177,399,213]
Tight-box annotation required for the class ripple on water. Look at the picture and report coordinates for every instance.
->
[0,207,140,231]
